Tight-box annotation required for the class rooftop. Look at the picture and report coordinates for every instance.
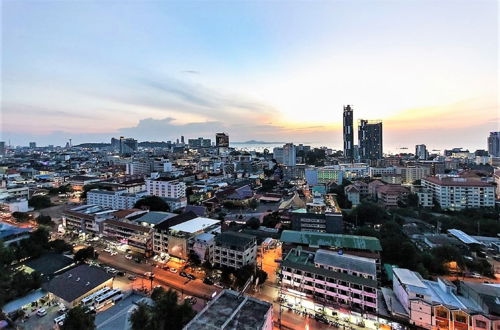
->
[280,230,382,252]
[43,264,113,303]
[169,217,220,234]
[314,249,377,277]
[447,229,482,245]
[154,211,198,230]
[184,289,272,330]
[215,231,256,248]
[133,211,177,225]
[423,176,493,187]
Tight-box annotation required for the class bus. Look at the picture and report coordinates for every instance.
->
[54,314,66,326]
[95,289,122,310]
[81,287,111,306]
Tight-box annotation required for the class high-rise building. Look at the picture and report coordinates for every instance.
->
[343,105,354,161]
[0,142,5,156]
[215,133,229,147]
[358,120,383,161]
[487,132,500,157]
[29,142,37,149]
[282,143,296,166]
[188,137,211,148]
[111,136,138,155]
[415,144,428,160]
[181,135,185,144]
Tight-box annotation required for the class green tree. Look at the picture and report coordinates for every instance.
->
[28,195,52,209]
[74,247,97,263]
[134,196,170,212]
[36,214,53,226]
[49,239,73,253]
[246,217,260,230]
[61,306,95,330]
[11,212,31,223]
[129,302,151,330]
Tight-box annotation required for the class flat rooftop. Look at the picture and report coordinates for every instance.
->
[169,217,220,234]
[184,290,271,330]
[314,249,377,277]
[280,230,382,252]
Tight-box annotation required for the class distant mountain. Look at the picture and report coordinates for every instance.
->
[232,140,285,144]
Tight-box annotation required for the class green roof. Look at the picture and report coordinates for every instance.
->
[282,249,378,288]
[280,230,382,252]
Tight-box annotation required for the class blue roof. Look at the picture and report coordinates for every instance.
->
[133,211,176,225]
[0,223,31,240]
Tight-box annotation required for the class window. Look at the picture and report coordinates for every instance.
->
[455,314,466,324]
[475,320,487,329]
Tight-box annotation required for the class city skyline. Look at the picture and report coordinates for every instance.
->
[2,0,498,150]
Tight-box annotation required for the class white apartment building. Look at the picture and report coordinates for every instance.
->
[369,167,395,178]
[422,176,495,210]
[396,166,430,184]
[212,232,257,269]
[281,248,378,316]
[125,161,151,176]
[146,178,186,198]
[413,187,433,208]
[87,190,146,210]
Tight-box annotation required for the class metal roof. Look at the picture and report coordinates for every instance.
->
[169,217,220,234]
[280,230,382,252]
[314,249,377,277]
[447,229,481,245]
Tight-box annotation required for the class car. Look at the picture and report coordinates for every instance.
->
[187,274,196,280]
[203,278,214,285]
[214,283,224,289]
[107,268,117,274]
[128,275,137,281]
[134,257,141,263]
[125,254,133,260]
[104,248,112,253]
[144,272,154,278]
[179,271,188,277]
[116,271,125,277]
[36,309,47,317]
[471,272,481,278]
[58,306,68,315]
[169,268,177,273]
[110,251,118,256]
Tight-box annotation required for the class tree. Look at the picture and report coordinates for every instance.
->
[248,199,259,209]
[246,217,260,230]
[49,239,73,253]
[36,214,53,226]
[28,195,52,209]
[188,251,201,266]
[74,247,97,263]
[129,302,151,330]
[11,212,31,223]
[134,196,170,212]
[348,202,388,226]
[406,193,419,208]
[61,306,95,330]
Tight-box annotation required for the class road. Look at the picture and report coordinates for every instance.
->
[97,249,221,302]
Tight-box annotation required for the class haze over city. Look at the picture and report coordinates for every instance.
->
[2,0,498,150]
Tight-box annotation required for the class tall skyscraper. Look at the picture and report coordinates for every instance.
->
[415,144,428,160]
[111,136,138,155]
[343,105,354,161]
[29,142,37,149]
[358,120,383,161]
[488,132,500,157]
[0,142,5,156]
[282,143,296,166]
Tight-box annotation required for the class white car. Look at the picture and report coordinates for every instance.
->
[110,251,118,256]
[104,248,112,253]
[36,308,47,317]
[125,254,133,260]
[144,272,154,278]
[169,268,177,273]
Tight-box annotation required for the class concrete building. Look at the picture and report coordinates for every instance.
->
[412,186,433,208]
[344,184,360,206]
[369,167,395,178]
[125,161,151,176]
[212,232,257,269]
[102,219,152,254]
[87,190,146,210]
[343,105,354,161]
[145,178,186,198]
[281,248,378,316]
[282,143,296,166]
[415,144,428,160]
[422,176,495,210]
[487,132,500,157]
[184,290,273,330]
[376,184,410,208]
[317,167,344,185]
[358,120,383,161]
[188,137,211,149]
[396,166,431,184]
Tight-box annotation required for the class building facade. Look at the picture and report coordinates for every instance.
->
[358,120,383,161]
[343,105,354,161]
[145,179,186,198]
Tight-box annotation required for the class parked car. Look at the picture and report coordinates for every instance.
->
[187,274,196,280]
[128,275,137,281]
[203,278,214,285]
[110,251,118,256]
[36,309,47,317]
[471,272,481,278]
[58,306,68,315]
[125,254,133,260]
[104,248,112,253]
[169,268,178,273]
[179,271,188,277]
[116,271,125,277]
[144,272,154,278]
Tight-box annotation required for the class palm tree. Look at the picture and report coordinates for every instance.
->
[129,302,151,330]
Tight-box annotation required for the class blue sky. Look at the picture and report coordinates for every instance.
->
[1,0,498,151]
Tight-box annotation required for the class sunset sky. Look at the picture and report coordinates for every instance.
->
[2,0,498,151]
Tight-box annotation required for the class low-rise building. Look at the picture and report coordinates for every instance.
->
[184,289,273,330]
[422,176,495,210]
[145,178,186,199]
[376,184,409,208]
[87,190,147,210]
[212,232,257,269]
